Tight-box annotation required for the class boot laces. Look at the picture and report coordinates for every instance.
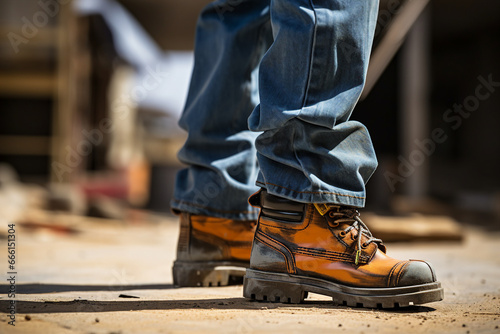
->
[328,207,382,265]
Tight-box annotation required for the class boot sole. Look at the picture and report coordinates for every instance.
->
[243,269,444,308]
[173,261,248,287]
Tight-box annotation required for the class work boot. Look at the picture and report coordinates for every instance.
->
[243,190,444,308]
[173,212,256,287]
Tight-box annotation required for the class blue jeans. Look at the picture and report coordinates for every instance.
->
[172,0,380,220]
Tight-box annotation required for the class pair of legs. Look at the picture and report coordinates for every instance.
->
[172,0,379,219]
[171,0,444,307]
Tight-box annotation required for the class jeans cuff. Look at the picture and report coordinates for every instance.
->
[170,199,259,221]
[256,181,366,208]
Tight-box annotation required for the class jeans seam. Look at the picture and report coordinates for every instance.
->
[256,180,366,200]
[300,0,318,111]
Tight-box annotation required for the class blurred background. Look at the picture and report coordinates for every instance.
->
[0,0,499,232]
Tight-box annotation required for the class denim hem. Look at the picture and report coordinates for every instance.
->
[256,181,366,208]
[170,199,260,221]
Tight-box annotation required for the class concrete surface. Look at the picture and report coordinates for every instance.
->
[0,210,499,334]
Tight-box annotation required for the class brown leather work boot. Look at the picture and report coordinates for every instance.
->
[243,190,444,308]
[173,212,256,287]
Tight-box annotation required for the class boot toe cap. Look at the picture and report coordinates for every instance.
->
[398,260,437,286]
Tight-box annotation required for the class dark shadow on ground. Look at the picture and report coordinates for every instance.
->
[0,298,436,314]
[1,283,175,294]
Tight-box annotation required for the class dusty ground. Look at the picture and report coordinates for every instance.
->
[0,210,499,334]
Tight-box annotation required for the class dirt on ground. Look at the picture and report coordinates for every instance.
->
[0,210,499,334]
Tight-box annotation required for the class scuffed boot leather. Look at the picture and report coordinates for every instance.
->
[173,212,256,287]
[243,189,444,308]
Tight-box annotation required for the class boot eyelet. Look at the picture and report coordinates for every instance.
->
[339,231,347,238]
[327,213,339,227]
[329,221,339,228]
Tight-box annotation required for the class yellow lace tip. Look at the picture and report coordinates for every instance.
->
[355,250,361,265]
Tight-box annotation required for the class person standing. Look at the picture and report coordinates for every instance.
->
[171,0,443,308]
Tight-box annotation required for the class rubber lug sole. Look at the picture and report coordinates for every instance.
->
[173,261,248,287]
[243,269,444,308]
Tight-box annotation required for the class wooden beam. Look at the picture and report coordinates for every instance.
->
[0,135,51,155]
[0,73,57,97]
[362,0,431,99]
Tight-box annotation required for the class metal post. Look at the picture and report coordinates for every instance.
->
[399,8,431,200]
